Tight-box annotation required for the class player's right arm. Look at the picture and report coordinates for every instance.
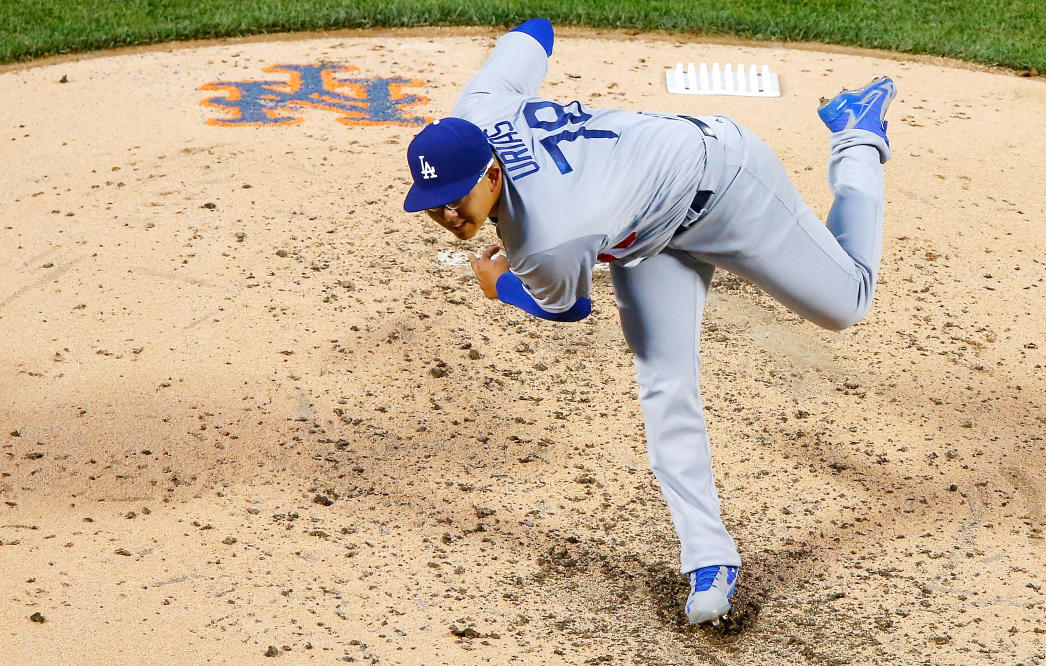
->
[468,243,593,323]
[473,235,603,322]
[455,18,554,106]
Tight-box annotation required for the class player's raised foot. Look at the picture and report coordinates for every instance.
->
[817,75,896,145]
[685,565,738,625]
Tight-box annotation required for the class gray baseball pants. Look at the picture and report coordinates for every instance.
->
[610,116,888,573]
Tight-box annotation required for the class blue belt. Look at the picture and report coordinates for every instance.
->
[681,115,716,139]
[680,115,715,214]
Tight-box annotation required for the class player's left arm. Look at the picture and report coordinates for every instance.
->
[455,18,554,105]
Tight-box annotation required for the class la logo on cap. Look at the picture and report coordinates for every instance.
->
[402,116,491,213]
[418,155,437,180]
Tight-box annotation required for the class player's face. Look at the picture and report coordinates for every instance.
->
[425,164,501,241]
[425,192,481,240]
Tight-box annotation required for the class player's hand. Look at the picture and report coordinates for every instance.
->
[469,245,509,299]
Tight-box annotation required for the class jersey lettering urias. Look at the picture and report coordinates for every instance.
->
[452,31,709,313]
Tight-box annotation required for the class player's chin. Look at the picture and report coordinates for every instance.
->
[452,222,479,240]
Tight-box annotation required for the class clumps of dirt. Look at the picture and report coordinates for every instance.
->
[526,534,890,663]
[639,558,763,638]
[449,623,501,640]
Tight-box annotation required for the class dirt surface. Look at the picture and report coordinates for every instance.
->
[1,30,1044,665]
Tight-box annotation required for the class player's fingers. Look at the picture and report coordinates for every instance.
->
[483,245,501,260]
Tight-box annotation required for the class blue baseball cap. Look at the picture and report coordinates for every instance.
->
[403,117,493,213]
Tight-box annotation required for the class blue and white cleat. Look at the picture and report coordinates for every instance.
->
[817,75,896,145]
[685,565,739,625]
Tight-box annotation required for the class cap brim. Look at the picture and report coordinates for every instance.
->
[402,174,481,213]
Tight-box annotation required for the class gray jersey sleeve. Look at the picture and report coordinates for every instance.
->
[456,31,549,106]
[510,234,605,313]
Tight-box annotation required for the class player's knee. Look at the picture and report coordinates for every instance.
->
[636,367,697,397]
[812,267,877,330]
[817,303,869,331]
[820,315,857,331]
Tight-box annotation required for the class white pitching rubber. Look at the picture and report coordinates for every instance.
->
[666,62,780,97]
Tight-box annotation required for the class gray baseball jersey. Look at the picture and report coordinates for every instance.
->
[449,25,891,577]
[451,31,711,313]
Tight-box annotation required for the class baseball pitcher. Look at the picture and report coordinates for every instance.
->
[402,18,894,625]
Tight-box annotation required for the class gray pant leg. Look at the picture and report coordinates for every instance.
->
[671,119,886,330]
[611,249,741,573]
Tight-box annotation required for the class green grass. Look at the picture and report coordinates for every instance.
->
[1,0,1044,71]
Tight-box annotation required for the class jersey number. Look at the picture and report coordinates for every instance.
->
[523,100,618,175]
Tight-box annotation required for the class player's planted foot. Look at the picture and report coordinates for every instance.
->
[685,565,738,625]
[817,75,896,145]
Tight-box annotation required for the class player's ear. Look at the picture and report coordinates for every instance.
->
[485,160,502,191]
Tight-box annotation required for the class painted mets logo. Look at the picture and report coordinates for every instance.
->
[200,63,430,127]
